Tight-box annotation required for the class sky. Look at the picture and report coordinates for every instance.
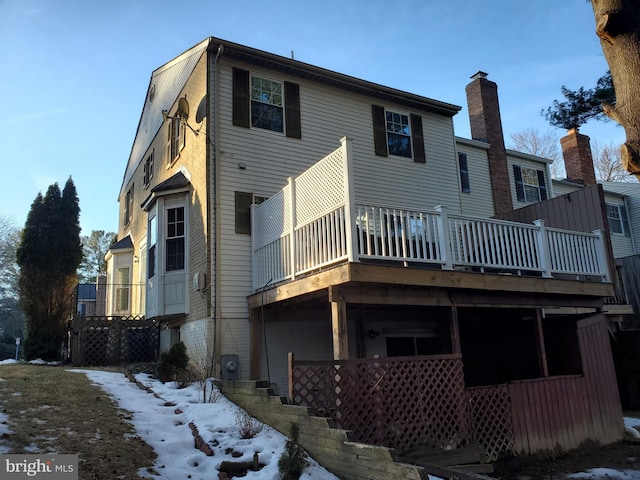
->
[0,362,639,479]
[0,0,625,237]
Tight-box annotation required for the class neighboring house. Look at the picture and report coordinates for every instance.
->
[106,38,623,462]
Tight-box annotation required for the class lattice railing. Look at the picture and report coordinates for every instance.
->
[291,354,468,451]
[70,315,159,366]
[466,385,515,462]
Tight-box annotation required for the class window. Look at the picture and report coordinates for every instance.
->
[167,116,185,163]
[607,203,631,236]
[513,165,547,203]
[148,214,157,278]
[166,207,185,271]
[386,336,442,357]
[124,185,134,227]
[235,192,267,234]
[372,105,425,163]
[251,76,284,132]
[458,152,470,193]
[232,68,301,138]
[143,152,154,189]
[116,267,130,312]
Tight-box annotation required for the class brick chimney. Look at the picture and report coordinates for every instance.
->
[560,128,597,185]
[465,72,512,214]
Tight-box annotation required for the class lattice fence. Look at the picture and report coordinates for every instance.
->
[466,385,515,462]
[70,315,159,366]
[291,354,469,451]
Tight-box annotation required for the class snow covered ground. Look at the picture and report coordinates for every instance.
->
[1,359,640,479]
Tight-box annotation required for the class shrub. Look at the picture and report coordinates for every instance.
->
[156,342,189,383]
[235,410,263,439]
[278,423,308,480]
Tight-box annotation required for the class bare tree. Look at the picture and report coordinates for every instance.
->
[508,128,565,179]
[592,141,632,182]
[589,1,640,179]
[0,215,20,299]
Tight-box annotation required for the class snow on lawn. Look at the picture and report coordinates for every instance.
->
[568,469,640,479]
[69,369,342,480]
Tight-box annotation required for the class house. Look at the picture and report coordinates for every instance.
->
[107,37,623,462]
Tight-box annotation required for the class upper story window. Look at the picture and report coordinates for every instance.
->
[143,152,154,189]
[385,111,412,158]
[167,117,185,164]
[124,184,134,227]
[372,105,425,163]
[232,68,301,138]
[235,191,268,234]
[458,152,470,193]
[607,203,631,236]
[513,165,547,203]
[166,206,185,271]
[251,76,284,133]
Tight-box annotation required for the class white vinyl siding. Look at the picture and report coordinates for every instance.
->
[456,138,494,218]
[216,60,460,378]
[602,182,640,256]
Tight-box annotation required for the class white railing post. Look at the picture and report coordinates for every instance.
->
[288,177,296,280]
[592,229,611,282]
[341,136,358,263]
[250,203,257,290]
[533,219,553,278]
[435,205,453,270]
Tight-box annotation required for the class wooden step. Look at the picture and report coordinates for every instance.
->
[451,463,494,474]
[400,444,485,466]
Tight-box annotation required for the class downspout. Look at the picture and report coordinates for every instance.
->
[210,41,224,377]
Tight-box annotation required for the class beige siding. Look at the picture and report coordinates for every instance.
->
[602,182,640,256]
[456,138,494,218]
[215,60,460,379]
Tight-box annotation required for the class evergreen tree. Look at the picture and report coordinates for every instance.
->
[17,178,82,360]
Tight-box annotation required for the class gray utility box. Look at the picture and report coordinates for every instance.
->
[220,354,239,381]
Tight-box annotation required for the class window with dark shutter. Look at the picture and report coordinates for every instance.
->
[235,191,253,234]
[458,152,470,193]
[284,81,301,138]
[513,165,525,202]
[537,170,548,200]
[232,68,250,128]
[372,105,388,157]
[410,114,425,163]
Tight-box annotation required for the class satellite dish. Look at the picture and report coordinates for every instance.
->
[177,97,189,119]
[195,95,207,123]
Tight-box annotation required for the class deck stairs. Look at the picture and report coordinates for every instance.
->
[398,444,495,479]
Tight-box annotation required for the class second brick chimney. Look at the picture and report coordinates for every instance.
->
[560,128,597,185]
[465,72,512,214]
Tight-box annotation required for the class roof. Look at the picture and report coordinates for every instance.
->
[119,37,462,198]
[109,235,133,251]
[119,38,209,197]
[151,171,190,193]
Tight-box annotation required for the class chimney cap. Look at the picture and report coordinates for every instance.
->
[470,71,489,80]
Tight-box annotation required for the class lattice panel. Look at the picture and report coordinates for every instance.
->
[71,316,159,366]
[466,385,515,462]
[253,186,291,249]
[294,148,345,226]
[293,356,469,451]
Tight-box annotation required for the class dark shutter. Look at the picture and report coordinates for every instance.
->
[235,191,253,234]
[513,165,525,202]
[537,169,548,200]
[621,205,631,236]
[458,152,470,193]
[410,114,426,163]
[284,81,301,138]
[372,105,388,157]
[232,68,250,128]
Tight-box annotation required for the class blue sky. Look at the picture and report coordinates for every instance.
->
[0,0,623,236]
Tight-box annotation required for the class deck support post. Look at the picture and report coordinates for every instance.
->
[329,286,349,360]
[535,309,549,378]
[249,308,262,379]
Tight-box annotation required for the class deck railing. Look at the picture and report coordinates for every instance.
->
[251,138,610,291]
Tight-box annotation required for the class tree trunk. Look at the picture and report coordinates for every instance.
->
[591,0,640,180]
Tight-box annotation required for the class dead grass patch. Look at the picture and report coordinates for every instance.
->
[0,364,157,480]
